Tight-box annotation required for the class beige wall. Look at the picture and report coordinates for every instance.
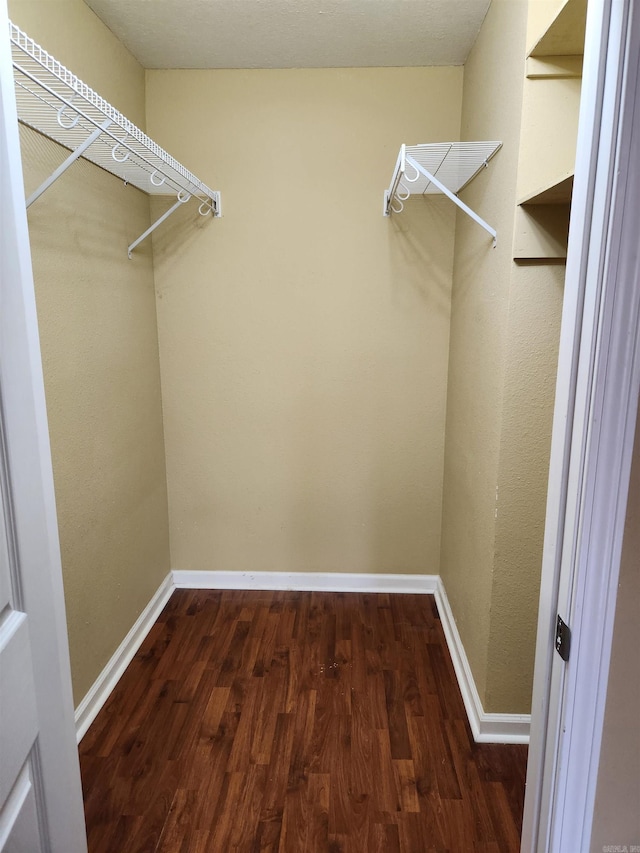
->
[486,264,563,711]
[440,0,564,713]
[10,0,171,704]
[146,67,462,577]
[591,413,640,852]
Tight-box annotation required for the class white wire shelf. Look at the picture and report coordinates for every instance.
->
[383,142,502,243]
[9,20,221,256]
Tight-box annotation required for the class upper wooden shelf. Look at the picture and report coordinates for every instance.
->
[519,172,574,206]
[514,173,573,261]
[529,0,588,58]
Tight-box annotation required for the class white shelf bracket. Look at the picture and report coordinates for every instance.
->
[404,154,497,246]
[128,191,192,259]
[384,142,501,245]
[26,118,112,208]
[127,190,220,258]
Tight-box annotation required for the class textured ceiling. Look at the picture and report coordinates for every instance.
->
[84,0,491,69]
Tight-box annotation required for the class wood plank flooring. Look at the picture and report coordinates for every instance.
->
[79,590,528,852]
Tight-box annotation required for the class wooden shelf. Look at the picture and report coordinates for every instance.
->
[513,204,570,262]
[529,0,588,58]
[519,172,574,206]
[526,55,583,79]
[514,174,574,261]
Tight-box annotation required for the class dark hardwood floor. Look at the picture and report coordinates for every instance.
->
[79,589,528,852]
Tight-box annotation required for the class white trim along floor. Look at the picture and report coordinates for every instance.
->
[75,571,531,745]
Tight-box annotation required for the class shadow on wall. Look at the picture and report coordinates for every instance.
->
[388,196,456,320]
[148,193,216,291]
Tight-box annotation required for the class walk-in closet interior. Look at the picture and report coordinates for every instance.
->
[7,0,604,843]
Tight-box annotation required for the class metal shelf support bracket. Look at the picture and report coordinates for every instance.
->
[405,153,497,246]
[128,192,191,259]
[26,118,112,208]
[127,190,221,259]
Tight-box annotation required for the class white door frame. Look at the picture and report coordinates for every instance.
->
[522,0,640,849]
[1,0,88,848]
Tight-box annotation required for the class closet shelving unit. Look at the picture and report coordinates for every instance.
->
[383,142,502,244]
[9,21,221,258]
[514,0,586,261]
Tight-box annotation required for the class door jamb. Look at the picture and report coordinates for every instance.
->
[522,0,640,848]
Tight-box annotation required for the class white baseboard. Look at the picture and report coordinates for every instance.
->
[75,569,529,746]
[435,578,531,744]
[75,572,174,743]
[174,570,529,743]
[172,569,439,595]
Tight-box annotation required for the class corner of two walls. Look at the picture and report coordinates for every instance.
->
[441,0,564,715]
[9,0,171,705]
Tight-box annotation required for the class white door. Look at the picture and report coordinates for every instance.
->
[0,0,87,849]
[0,473,44,852]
